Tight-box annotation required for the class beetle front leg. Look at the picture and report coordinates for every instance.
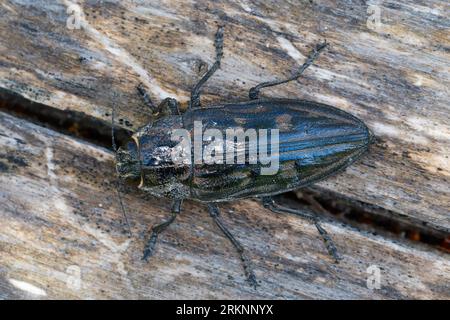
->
[189,26,224,109]
[262,196,341,263]
[142,200,182,261]
[207,203,258,289]
[137,83,157,111]
[137,83,180,117]
[249,41,328,100]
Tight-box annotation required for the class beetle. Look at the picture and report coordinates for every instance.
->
[113,26,373,288]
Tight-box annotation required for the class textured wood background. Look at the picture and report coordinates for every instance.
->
[0,0,449,299]
[1,111,449,299]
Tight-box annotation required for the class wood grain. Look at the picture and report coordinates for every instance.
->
[0,0,449,299]
[1,111,449,299]
[1,0,449,233]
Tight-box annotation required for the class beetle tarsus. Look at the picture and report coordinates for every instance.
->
[207,203,258,289]
[142,200,182,261]
[142,232,158,261]
[314,221,341,263]
[249,40,329,100]
[189,26,224,109]
[262,196,341,263]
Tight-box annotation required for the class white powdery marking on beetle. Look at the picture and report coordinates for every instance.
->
[62,0,173,100]
[276,36,304,62]
[9,279,47,297]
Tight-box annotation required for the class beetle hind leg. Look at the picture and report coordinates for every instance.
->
[189,26,224,109]
[142,200,182,261]
[207,203,258,289]
[249,41,328,100]
[262,197,341,263]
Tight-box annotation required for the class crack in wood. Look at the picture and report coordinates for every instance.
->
[1,87,448,253]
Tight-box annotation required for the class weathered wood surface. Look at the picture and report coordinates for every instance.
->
[1,112,449,299]
[0,0,449,234]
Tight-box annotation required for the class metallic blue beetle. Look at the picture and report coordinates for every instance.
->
[115,27,373,288]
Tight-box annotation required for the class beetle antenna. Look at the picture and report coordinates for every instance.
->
[111,99,117,152]
[115,181,132,237]
[111,93,133,237]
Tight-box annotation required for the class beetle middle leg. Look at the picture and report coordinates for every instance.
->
[249,41,328,100]
[142,200,182,261]
[262,197,341,263]
[189,26,224,109]
[207,203,258,289]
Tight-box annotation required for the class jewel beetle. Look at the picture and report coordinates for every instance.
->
[113,26,374,288]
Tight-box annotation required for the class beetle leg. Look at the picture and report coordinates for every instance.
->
[142,200,182,261]
[207,203,258,289]
[137,83,157,111]
[189,26,224,109]
[137,83,180,118]
[262,196,341,263]
[249,41,328,100]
